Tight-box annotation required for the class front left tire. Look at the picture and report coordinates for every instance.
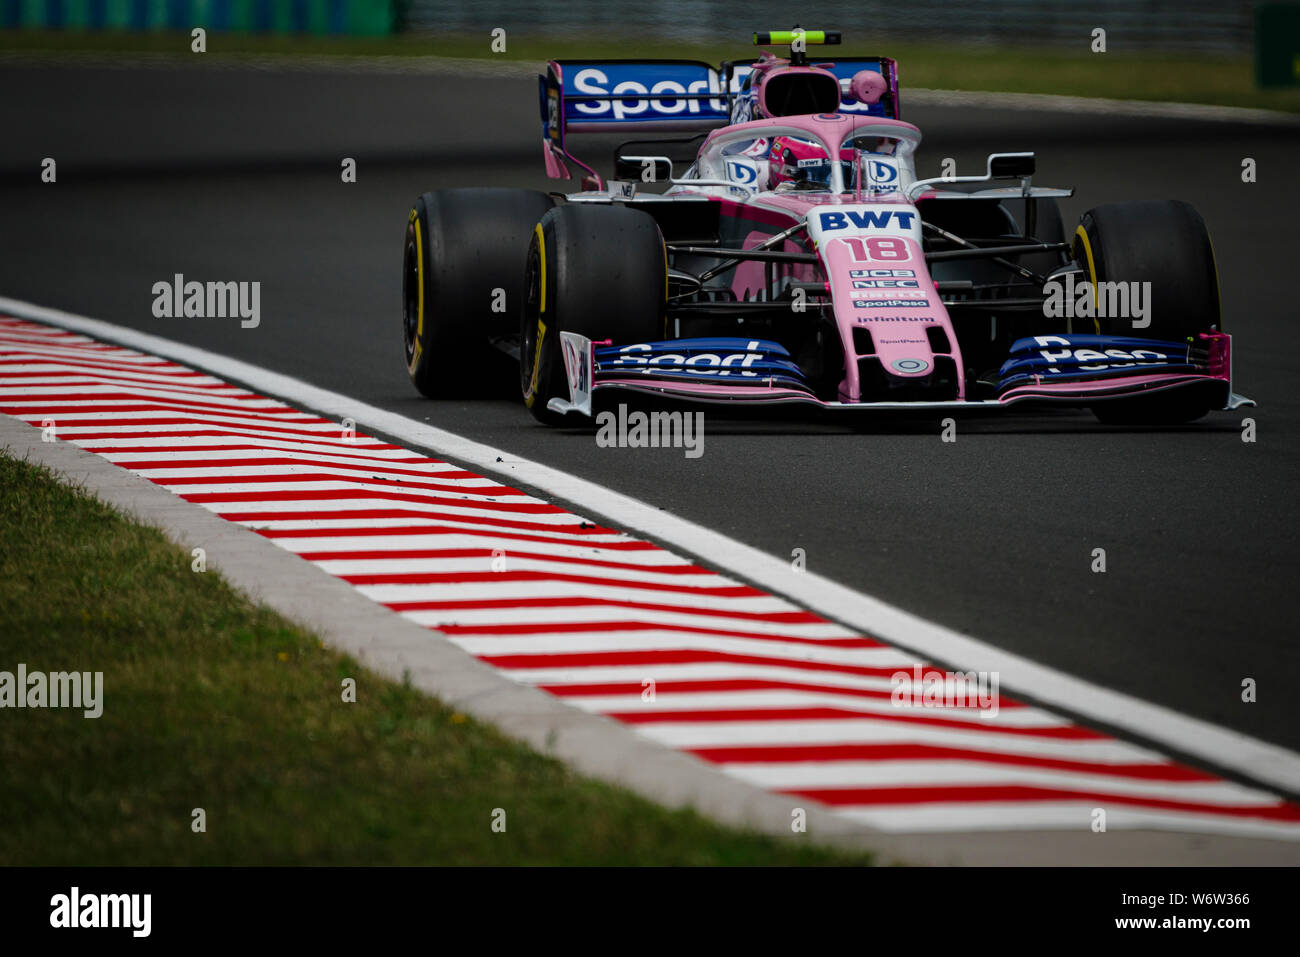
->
[403,188,555,398]
[1072,200,1222,424]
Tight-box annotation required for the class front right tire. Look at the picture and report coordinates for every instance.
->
[520,204,667,424]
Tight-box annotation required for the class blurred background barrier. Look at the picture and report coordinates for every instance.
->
[1257,3,1300,86]
[0,0,1283,53]
[0,0,395,34]
[3,0,1296,65]
[2,0,1298,97]
[408,0,1256,55]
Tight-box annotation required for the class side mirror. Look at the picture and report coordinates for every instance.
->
[615,155,674,183]
[987,152,1035,178]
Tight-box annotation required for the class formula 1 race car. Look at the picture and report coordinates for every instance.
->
[402,29,1253,425]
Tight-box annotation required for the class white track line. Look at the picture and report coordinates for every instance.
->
[4,294,1299,797]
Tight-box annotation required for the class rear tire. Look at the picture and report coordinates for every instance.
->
[1072,200,1222,425]
[520,204,666,424]
[403,188,555,398]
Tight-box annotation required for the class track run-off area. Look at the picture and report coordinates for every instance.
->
[3,310,1299,852]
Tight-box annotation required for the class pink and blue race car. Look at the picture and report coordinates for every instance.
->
[402,29,1252,425]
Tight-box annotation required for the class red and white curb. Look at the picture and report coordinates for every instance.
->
[2,314,1298,839]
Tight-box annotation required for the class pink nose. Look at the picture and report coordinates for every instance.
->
[848,70,887,105]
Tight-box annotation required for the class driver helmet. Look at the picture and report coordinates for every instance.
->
[767,136,855,189]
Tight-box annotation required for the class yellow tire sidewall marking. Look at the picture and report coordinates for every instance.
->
[1073,224,1102,335]
[534,223,547,314]
[524,223,548,408]
[524,319,547,408]
[409,212,425,372]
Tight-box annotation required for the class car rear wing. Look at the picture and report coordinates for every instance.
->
[540,59,735,185]
[542,60,733,135]
[540,55,901,186]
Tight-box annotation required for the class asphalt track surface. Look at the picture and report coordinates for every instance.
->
[2,60,1298,763]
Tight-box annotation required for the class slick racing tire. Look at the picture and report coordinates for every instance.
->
[520,204,667,425]
[1072,200,1221,425]
[404,188,555,398]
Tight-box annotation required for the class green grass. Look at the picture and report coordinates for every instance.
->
[3,29,1299,112]
[0,450,868,865]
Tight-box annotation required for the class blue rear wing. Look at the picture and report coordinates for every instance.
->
[539,56,901,184]
[541,60,733,143]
